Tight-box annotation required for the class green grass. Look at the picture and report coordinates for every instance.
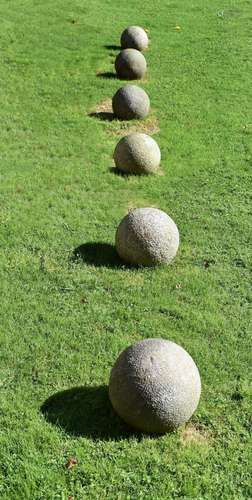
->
[0,0,251,498]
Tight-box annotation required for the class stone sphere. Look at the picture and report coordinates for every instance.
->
[112,85,150,120]
[109,338,201,434]
[121,26,149,51]
[115,49,147,80]
[113,133,161,175]
[115,208,179,266]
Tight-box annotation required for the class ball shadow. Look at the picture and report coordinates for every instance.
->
[97,72,117,79]
[72,242,123,268]
[109,166,130,177]
[41,385,132,440]
[104,44,121,50]
[109,166,151,177]
[88,111,115,122]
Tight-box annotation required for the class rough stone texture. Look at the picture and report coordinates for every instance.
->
[115,208,179,266]
[113,133,161,175]
[115,49,147,80]
[109,338,201,434]
[112,85,150,120]
[121,26,149,51]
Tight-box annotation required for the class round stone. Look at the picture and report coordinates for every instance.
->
[112,85,150,120]
[121,26,149,51]
[113,133,161,175]
[115,208,179,266]
[109,338,201,434]
[115,49,147,80]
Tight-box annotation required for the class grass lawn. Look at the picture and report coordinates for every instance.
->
[0,0,251,498]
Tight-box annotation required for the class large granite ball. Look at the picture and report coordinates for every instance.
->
[109,338,201,434]
[115,208,179,266]
[113,133,161,175]
[112,85,150,120]
[121,26,149,52]
[115,49,147,80]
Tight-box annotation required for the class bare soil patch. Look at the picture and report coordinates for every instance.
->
[88,99,160,136]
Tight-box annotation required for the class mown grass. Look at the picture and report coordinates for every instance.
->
[0,0,251,498]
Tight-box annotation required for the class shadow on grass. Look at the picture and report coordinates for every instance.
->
[109,166,150,177]
[109,166,131,177]
[72,242,123,268]
[41,385,132,440]
[97,71,117,79]
[104,44,121,50]
[88,111,115,121]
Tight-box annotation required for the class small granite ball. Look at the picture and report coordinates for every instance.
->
[109,338,201,434]
[112,85,150,120]
[115,208,179,266]
[115,49,147,80]
[113,133,161,175]
[121,26,149,52]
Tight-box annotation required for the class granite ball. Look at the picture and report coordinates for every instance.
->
[113,133,161,175]
[115,49,147,80]
[109,338,201,434]
[115,208,179,266]
[121,26,149,51]
[112,85,150,120]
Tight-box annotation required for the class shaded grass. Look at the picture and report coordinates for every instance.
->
[72,242,123,268]
[41,385,132,440]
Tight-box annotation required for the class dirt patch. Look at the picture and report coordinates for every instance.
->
[88,99,160,136]
[112,115,160,137]
[88,99,114,121]
[180,424,210,446]
[92,99,112,114]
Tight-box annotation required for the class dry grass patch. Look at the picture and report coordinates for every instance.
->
[88,100,160,135]
[180,424,210,446]
[91,99,112,114]
[112,114,160,137]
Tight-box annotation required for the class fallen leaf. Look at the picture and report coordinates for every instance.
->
[66,457,78,470]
